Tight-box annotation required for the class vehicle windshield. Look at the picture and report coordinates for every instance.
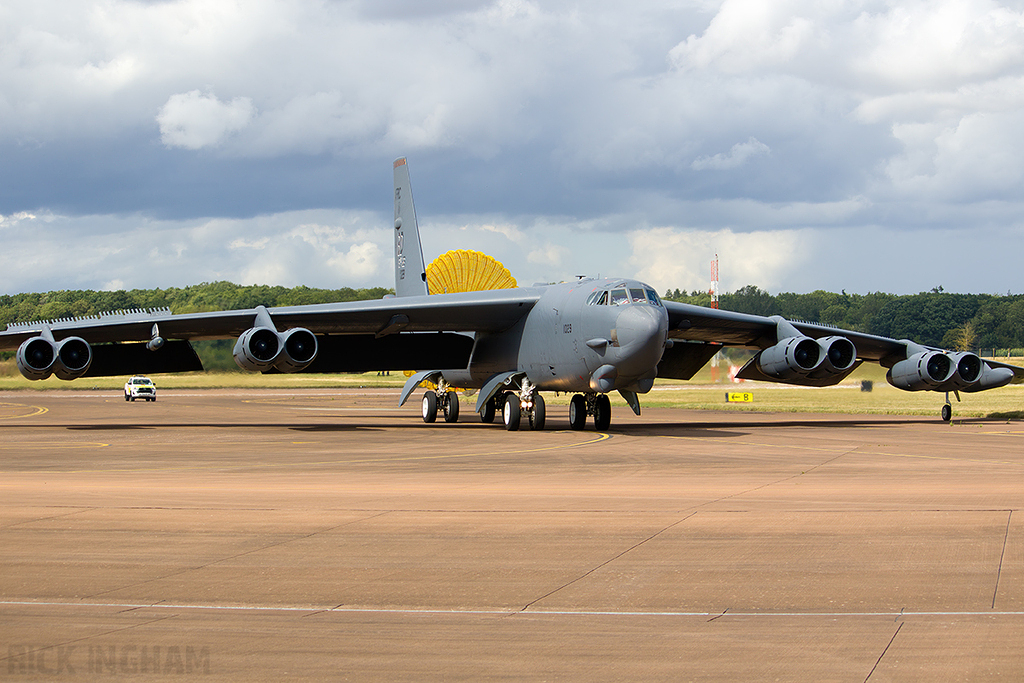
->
[588,284,662,307]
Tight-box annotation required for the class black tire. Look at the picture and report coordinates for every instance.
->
[503,394,521,431]
[125,393,130,402]
[941,404,952,422]
[528,393,546,431]
[130,396,135,402]
[480,395,497,424]
[594,394,612,431]
[443,392,460,423]
[422,391,438,423]
[569,394,587,430]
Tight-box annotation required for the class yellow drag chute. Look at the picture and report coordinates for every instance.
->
[426,249,517,295]
[407,250,517,390]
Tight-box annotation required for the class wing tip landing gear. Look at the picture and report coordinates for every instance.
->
[941,390,960,422]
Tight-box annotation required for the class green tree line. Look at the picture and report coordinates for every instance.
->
[664,285,1024,352]
[0,281,392,326]
[4,281,1023,364]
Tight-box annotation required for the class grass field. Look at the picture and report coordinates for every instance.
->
[1,358,1021,419]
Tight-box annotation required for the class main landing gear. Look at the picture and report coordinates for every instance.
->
[568,392,611,431]
[421,377,460,424]
[499,378,545,431]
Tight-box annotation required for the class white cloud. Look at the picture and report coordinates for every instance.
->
[157,90,254,150]
[5,0,1024,299]
[691,137,771,170]
[626,226,813,295]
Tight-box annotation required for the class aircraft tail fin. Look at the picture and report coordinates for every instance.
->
[393,157,429,297]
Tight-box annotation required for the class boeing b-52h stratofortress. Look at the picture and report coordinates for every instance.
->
[3,158,1023,429]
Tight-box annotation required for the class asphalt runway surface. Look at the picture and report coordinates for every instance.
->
[2,388,1024,681]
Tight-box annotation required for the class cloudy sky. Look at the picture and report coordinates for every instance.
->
[3,0,1024,297]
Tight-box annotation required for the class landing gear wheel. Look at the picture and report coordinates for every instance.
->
[594,394,612,431]
[503,394,521,431]
[941,403,952,422]
[422,391,438,423]
[528,393,546,431]
[480,395,497,423]
[443,392,460,423]
[569,394,587,431]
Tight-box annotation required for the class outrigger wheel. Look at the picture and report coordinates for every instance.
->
[941,391,954,422]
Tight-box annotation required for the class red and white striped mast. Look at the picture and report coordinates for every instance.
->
[710,253,721,378]
[709,253,719,309]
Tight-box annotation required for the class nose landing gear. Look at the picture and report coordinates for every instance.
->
[569,392,612,431]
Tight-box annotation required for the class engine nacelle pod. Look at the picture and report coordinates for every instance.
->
[16,336,57,380]
[233,326,318,373]
[16,336,92,381]
[757,336,823,380]
[816,336,857,374]
[887,351,955,391]
[233,327,282,372]
[934,351,983,391]
[53,337,93,380]
[275,328,318,373]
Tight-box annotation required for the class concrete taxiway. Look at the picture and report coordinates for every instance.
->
[2,388,1023,681]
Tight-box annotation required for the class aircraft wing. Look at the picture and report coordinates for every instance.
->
[0,288,545,377]
[666,301,910,362]
[0,287,544,350]
[663,300,1024,385]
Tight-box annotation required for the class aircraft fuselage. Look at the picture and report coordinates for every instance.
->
[443,277,669,394]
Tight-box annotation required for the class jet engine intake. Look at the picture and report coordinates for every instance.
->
[934,351,983,391]
[233,327,318,373]
[886,351,955,391]
[757,336,824,380]
[16,336,92,381]
[816,336,857,375]
[276,328,318,373]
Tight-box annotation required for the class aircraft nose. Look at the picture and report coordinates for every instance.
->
[614,304,667,375]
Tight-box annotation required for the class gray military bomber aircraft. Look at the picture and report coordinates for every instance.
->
[2,157,1023,429]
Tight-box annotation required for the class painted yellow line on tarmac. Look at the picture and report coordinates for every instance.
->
[0,403,49,419]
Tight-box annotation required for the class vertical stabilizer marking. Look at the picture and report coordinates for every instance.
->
[393,157,429,297]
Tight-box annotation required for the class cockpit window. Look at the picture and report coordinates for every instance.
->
[587,290,608,305]
[645,289,661,306]
[629,288,647,303]
[610,289,629,305]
